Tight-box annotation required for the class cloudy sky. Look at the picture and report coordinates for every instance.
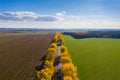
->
[0,0,120,29]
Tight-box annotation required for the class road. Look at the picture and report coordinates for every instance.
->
[55,43,62,71]
[53,41,62,80]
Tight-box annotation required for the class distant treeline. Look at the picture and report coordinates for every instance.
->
[63,31,120,39]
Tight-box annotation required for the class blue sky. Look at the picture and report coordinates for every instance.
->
[0,0,120,29]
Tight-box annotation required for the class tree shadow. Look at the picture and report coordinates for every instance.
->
[53,56,63,80]
[54,56,60,66]
[35,54,46,71]
[52,69,63,80]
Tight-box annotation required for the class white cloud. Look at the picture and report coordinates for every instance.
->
[56,13,63,16]
[62,11,66,14]
[0,11,120,29]
[56,11,66,16]
[0,11,61,21]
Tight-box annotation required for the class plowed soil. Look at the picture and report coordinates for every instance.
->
[0,32,54,80]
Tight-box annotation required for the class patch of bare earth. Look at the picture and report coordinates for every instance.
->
[0,32,54,80]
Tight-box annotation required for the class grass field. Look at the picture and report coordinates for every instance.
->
[64,35,120,80]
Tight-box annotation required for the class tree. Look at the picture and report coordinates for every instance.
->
[60,52,70,57]
[60,56,72,63]
[59,33,65,44]
[60,45,68,53]
[36,68,52,80]
[61,63,79,79]
[49,43,57,49]
[48,48,56,54]
[63,76,72,80]
[44,60,54,71]
[53,32,59,43]
[46,48,56,62]
[36,41,57,80]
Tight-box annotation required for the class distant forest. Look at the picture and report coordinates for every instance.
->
[64,31,120,39]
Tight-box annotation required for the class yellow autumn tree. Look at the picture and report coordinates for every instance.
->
[36,40,57,80]
[60,40,79,80]
[49,43,57,49]
[60,52,70,57]
[44,60,54,70]
[53,32,59,43]
[46,48,56,62]
[63,76,72,80]
[36,68,53,80]
[60,45,68,53]
[61,63,79,80]
[59,33,64,44]
[48,48,56,54]
[60,56,72,63]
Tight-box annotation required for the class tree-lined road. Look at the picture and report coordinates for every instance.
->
[54,39,62,80]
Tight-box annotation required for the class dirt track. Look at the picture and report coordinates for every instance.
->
[0,32,54,80]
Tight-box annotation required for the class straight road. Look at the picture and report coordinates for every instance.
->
[53,41,62,80]
[55,44,62,71]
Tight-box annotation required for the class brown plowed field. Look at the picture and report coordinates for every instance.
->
[0,32,54,80]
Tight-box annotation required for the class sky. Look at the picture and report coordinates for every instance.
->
[0,0,120,29]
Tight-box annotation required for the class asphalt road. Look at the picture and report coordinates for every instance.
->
[53,41,62,80]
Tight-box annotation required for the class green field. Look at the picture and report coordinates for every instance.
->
[64,35,120,80]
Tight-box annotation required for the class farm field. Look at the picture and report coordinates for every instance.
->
[0,32,54,80]
[64,35,120,80]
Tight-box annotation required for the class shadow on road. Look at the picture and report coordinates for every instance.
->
[52,69,62,80]
[54,56,60,66]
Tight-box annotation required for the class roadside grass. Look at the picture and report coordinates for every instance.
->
[64,35,120,80]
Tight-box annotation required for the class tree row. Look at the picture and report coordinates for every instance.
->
[59,33,79,80]
[36,32,59,80]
